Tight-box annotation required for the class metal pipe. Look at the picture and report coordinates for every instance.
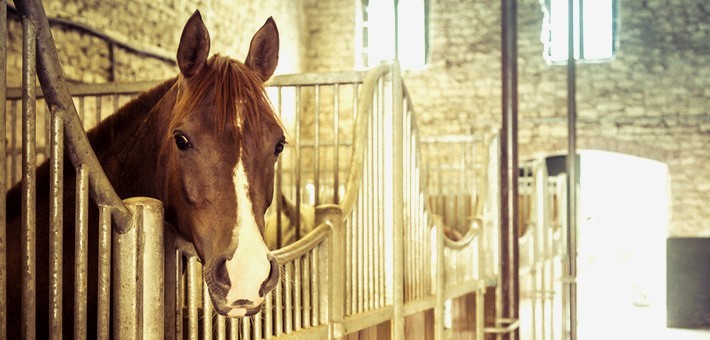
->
[333,84,340,204]
[187,256,198,340]
[13,0,132,231]
[203,280,213,340]
[75,165,90,339]
[314,85,320,205]
[0,2,7,334]
[500,0,520,339]
[566,0,579,338]
[97,206,111,340]
[48,105,64,338]
[21,16,37,339]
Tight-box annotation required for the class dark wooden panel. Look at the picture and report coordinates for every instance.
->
[667,237,710,329]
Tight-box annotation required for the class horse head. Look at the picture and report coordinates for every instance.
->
[159,11,284,317]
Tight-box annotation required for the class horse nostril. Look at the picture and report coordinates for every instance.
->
[214,256,231,289]
[259,255,280,297]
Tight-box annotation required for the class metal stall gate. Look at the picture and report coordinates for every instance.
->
[2,1,504,338]
[518,160,569,340]
[3,0,164,339]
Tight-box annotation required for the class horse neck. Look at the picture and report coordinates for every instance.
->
[88,78,177,199]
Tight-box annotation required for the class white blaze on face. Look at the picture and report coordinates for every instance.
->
[224,155,272,315]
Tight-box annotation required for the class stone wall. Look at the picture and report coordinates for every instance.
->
[402,0,709,237]
[6,0,305,85]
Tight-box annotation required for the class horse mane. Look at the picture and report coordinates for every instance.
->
[86,77,178,152]
[171,55,284,150]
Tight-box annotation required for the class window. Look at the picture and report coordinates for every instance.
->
[541,0,618,63]
[357,0,428,69]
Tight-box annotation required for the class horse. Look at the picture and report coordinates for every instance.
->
[5,11,284,337]
[264,191,316,249]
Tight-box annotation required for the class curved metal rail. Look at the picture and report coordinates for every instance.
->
[14,0,132,231]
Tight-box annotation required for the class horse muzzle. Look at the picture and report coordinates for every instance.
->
[205,254,280,317]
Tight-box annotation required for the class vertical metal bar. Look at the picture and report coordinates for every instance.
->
[231,316,240,340]
[314,85,320,205]
[48,105,64,338]
[0,1,6,334]
[21,17,37,340]
[254,310,262,339]
[216,315,226,340]
[285,262,293,333]
[276,87,284,248]
[75,166,90,339]
[295,258,302,330]
[113,214,137,339]
[265,286,273,338]
[97,206,111,340]
[500,1,520,339]
[187,256,198,340]
[311,246,320,326]
[10,100,18,186]
[275,277,283,336]
[333,84,340,204]
[203,280,213,340]
[295,86,302,240]
[392,62,405,340]
[302,254,311,328]
[434,219,445,340]
[566,0,579,338]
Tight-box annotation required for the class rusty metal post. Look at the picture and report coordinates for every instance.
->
[500,0,520,339]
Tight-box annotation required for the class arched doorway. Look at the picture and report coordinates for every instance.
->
[578,150,669,338]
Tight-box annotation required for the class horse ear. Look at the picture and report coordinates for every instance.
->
[245,17,279,82]
[177,10,211,77]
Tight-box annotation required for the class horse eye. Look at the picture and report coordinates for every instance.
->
[274,140,286,156]
[174,134,192,150]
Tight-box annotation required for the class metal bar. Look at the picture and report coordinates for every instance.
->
[97,206,111,340]
[264,268,273,337]
[500,1,520,339]
[303,254,311,328]
[203,280,213,340]
[566,0,579,338]
[75,165,90,339]
[0,0,7,334]
[187,256,198,340]
[312,245,320,326]
[13,0,132,230]
[392,62,405,340]
[314,85,320,205]
[295,257,302,330]
[21,16,37,339]
[276,274,283,336]
[285,262,293,333]
[48,104,64,338]
[333,84,340,204]
[112,207,138,339]
[295,86,302,240]
[216,315,226,340]
[5,81,159,100]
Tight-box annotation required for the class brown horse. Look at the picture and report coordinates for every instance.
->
[6,11,284,337]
